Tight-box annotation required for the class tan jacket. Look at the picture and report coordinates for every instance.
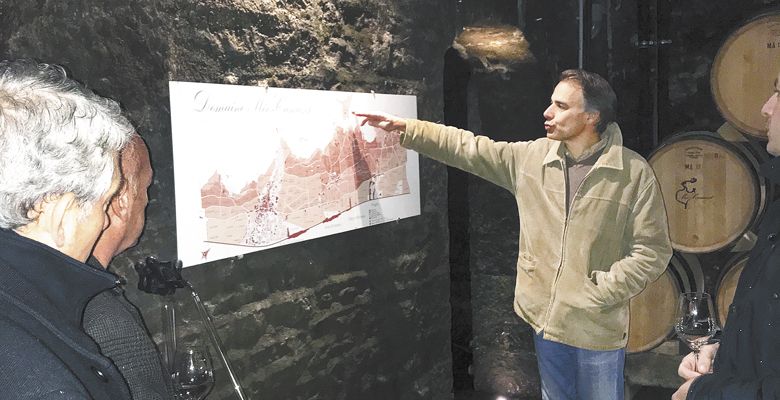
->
[403,119,672,350]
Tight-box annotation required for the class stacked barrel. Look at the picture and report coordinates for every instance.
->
[626,11,780,353]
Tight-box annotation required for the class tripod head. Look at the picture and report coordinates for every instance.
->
[134,256,187,295]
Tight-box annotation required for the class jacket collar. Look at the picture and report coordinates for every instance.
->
[0,228,119,326]
[86,255,127,285]
[543,122,625,170]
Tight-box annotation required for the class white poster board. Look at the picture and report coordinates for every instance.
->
[169,82,419,267]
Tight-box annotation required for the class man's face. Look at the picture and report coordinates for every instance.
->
[543,80,594,143]
[71,158,122,261]
[761,75,780,157]
[124,145,153,248]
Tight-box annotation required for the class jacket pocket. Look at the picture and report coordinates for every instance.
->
[517,252,537,276]
[581,271,610,307]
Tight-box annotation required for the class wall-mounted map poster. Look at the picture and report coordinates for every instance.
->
[170,82,419,267]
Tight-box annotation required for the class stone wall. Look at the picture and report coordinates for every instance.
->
[6,0,780,398]
[0,1,457,399]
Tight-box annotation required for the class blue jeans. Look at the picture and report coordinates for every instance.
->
[533,331,625,400]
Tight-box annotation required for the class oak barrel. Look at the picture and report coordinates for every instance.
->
[627,253,701,353]
[649,132,764,253]
[711,11,780,139]
[715,255,749,327]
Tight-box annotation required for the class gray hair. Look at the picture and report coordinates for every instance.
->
[0,59,133,229]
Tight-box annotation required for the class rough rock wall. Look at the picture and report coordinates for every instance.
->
[0,1,456,399]
[466,63,549,398]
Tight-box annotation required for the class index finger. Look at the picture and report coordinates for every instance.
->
[352,112,375,118]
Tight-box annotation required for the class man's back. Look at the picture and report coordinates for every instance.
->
[84,287,175,400]
[0,230,132,400]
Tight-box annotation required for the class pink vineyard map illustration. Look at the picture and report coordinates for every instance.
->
[170,81,419,267]
[200,117,410,247]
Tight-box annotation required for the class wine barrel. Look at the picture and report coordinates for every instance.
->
[669,251,704,296]
[649,132,765,253]
[715,255,749,327]
[627,253,701,353]
[627,269,679,353]
[711,11,780,139]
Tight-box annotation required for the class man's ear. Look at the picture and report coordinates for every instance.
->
[45,192,80,249]
[586,111,601,127]
[109,189,131,223]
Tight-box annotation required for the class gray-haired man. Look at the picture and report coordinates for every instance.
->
[0,59,134,399]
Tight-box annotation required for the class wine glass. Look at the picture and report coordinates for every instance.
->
[675,292,719,360]
[172,346,215,400]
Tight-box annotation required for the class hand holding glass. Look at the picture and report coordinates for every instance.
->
[172,346,215,400]
[675,292,718,360]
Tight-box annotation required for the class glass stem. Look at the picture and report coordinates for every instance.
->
[186,283,248,400]
[162,296,177,372]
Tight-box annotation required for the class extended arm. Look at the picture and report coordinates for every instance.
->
[355,111,407,132]
[356,112,532,193]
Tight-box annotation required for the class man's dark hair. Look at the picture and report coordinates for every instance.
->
[559,69,617,133]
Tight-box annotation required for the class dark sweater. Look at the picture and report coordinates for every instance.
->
[84,258,175,400]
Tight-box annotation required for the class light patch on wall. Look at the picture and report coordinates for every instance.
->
[453,25,536,74]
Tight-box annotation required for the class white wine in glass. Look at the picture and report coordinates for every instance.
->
[172,346,215,400]
[675,292,719,359]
